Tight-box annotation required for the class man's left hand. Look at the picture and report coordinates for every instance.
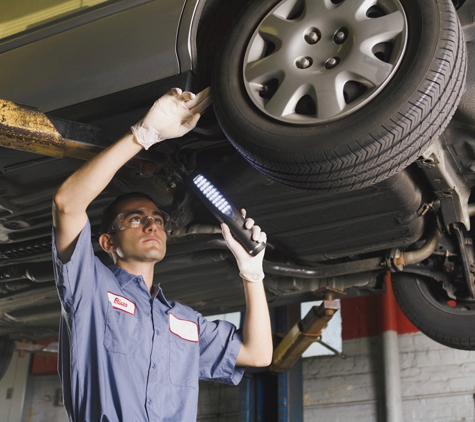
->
[221,209,266,283]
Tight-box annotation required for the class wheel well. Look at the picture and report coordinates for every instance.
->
[193,0,254,86]
[452,0,466,9]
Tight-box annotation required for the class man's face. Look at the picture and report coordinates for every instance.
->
[105,197,167,264]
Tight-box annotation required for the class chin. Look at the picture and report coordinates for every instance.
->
[145,251,165,262]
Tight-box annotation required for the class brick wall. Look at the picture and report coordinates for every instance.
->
[302,332,475,422]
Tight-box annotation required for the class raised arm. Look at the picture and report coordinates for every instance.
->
[221,214,273,367]
[53,87,211,263]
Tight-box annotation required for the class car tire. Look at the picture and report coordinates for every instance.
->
[0,336,15,380]
[213,0,466,192]
[392,273,475,350]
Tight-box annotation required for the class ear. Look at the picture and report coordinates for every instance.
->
[99,233,115,253]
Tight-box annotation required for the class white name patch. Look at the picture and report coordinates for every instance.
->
[169,313,199,342]
[107,292,136,316]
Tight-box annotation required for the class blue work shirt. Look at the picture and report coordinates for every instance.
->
[52,220,245,421]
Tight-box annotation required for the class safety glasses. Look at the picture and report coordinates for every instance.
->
[109,208,171,234]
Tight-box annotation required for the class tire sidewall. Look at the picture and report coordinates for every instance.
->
[214,0,443,155]
[393,273,475,349]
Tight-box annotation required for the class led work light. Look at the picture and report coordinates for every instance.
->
[191,174,266,256]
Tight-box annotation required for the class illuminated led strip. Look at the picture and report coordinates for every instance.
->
[193,174,234,218]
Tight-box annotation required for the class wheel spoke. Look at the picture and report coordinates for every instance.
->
[348,11,406,87]
[264,77,304,117]
[314,76,346,119]
[245,52,285,84]
[357,11,406,48]
[302,0,334,17]
[345,52,394,87]
[273,0,306,19]
[258,11,294,45]
[336,0,380,21]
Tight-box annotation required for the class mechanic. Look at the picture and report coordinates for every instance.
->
[51,87,273,421]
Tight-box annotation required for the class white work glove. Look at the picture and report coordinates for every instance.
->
[221,209,266,283]
[131,87,212,149]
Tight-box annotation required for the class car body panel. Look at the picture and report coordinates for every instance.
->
[0,0,186,112]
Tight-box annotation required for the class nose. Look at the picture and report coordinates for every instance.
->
[143,216,158,232]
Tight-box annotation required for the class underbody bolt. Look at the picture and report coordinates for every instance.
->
[296,57,313,69]
[140,161,155,178]
[325,57,340,69]
[334,31,347,44]
[305,31,320,44]
[259,84,271,99]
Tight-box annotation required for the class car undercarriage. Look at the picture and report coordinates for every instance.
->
[1,0,475,366]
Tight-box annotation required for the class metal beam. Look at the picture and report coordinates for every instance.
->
[0,98,160,177]
[271,288,344,372]
[0,99,107,160]
[276,305,303,422]
[0,99,64,158]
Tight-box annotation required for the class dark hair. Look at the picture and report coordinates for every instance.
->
[100,192,161,234]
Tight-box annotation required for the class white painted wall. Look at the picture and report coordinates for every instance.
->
[0,352,31,422]
[301,301,342,358]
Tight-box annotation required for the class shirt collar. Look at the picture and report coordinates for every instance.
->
[150,284,165,299]
[154,284,172,309]
[109,265,172,309]
[109,265,141,289]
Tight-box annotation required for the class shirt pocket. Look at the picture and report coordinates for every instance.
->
[168,318,199,388]
[104,303,141,355]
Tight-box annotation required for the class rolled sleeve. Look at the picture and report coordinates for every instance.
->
[52,220,100,313]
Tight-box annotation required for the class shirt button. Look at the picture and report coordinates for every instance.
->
[148,398,152,405]
[155,329,159,335]
[152,363,157,369]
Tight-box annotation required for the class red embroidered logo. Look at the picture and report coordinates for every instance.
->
[107,292,136,315]
[114,297,127,307]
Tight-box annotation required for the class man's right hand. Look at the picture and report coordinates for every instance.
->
[131,87,212,150]
[53,86,211,263]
